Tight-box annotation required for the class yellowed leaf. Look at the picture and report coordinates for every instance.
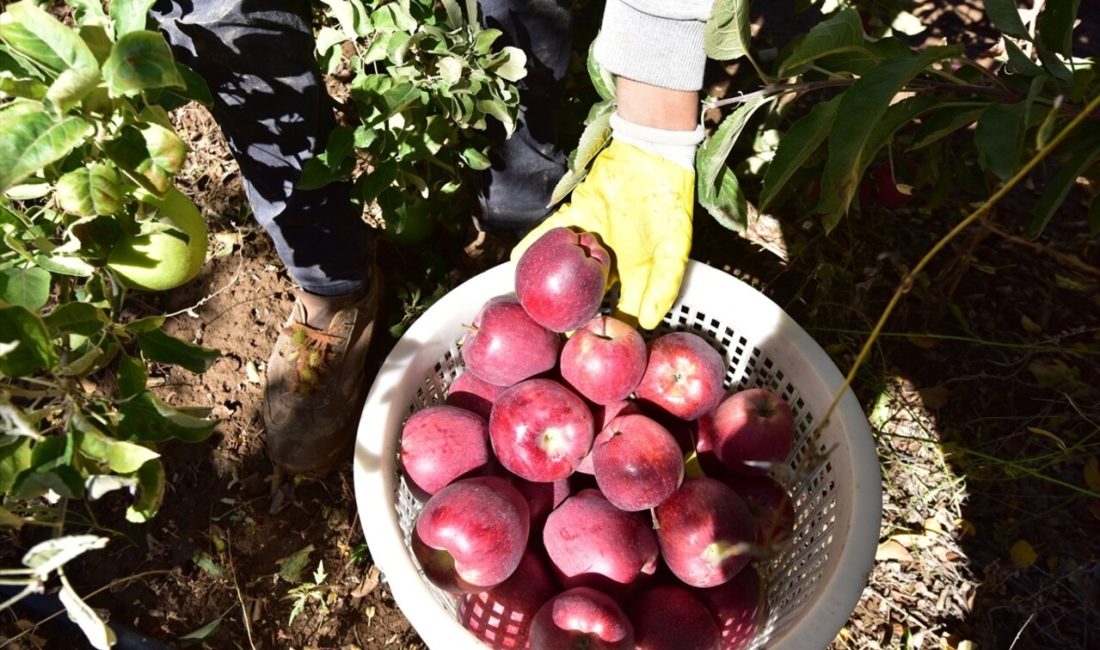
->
[1020,314,1042,334]
[1084,456,1100,493]
[1010,540,1037,568]
[956,518,976,538]
[906,335,937,349]
[876,539,913,563]
[1027,426,1066,450]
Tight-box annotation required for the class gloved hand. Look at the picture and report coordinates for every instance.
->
[511,114,703,330]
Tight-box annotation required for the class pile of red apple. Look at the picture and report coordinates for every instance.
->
[400,228,798,650]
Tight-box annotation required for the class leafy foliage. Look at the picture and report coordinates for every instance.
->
[308,0,527,243]
[1,3,218,638]
[697,0,1099,237]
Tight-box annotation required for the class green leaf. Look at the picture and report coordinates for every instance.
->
[130,121,187,194]
[0,437,33,494]
[778,8,866,77]
[74,422,160,474]
[473,28,502,55]
[0,72,47,99]
[22,535,108,576]
[79,22,114,65]
[12,435,84,499]
[110,0,157,37]
[1003,39,1043,76]
[0,267,50,309]
[760,96,840,209]
[910,105,985,150]
[298,126,355,190]
[178,617,223,646]
[437,56,463,84]
[193,552,226,579]
[549,103,613,206]
[1027,129,1100,237]
[817,47,960,225]
[147,63,214,110]
[705,0,752,62]
[68,0,111,27]
[699,165,750,233]
[441,0,464,29]
[118,390,217,443]
[136,328,219,373]
[103,31,185,98]
[0,104,91,193]
[1035,38,1072,83]
[697,94,772,195]
[59,572,117,650]
[116,351,147,399]
[43,301,107,338]
[46,66,101,114]
[586,40,615,101]
[371,82,421,125]
[984,0,1029,39]
[0,1,98,72]
[56,164,123,217]
[34,254,96,277]
[975,100,1029,180]
[1037,0,1081,57]
[479,97,517,137]
[123,314,165,333]
[0,305,57,377]
[322,0,370,39]
[493,47,527,82]
[461,147,492,171]
[278,544,315,583]
[125,457,165,522]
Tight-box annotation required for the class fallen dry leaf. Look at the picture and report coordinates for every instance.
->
[876,539,914,563]
[351,565,381,598]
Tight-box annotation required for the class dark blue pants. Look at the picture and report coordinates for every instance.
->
[151,0,571,296]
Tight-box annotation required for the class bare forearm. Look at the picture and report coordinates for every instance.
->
[615,78,700,132]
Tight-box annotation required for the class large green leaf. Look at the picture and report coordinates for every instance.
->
[549,103,613,206]
[1003,39,1043,77]
[45,66,101,114]
[760,96,840,209]
[125,457,165,522]
[74,420,160,474]
[105,121,187,194]
[0,305,57,377]
[816,47,960,225]
[909,104,985,150]
[0,267,50,309]
[137,328,219,373]
[0,103,91,193]
[102,30,184,98]
[984,0,1030,39]
[109,0,157,37]
[117,391,217,443]
[56,164,123,217]
[12,435,84,499]
[0,437,33,494]
[0,71,47,99]
[975,100,1030,180]
[43,301,107,338]
[1027,128,1100,237]
[778,8,866,77]
[586,40,615,101]
[1038,0,1082,57]
[699,165,750,233]
[705,0,751,62]
[0,1,98,72]
[697,94,772,195]
[116,351,147,399]
[492,47,527,83]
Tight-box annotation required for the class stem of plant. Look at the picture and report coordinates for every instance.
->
[815,93,1100,433]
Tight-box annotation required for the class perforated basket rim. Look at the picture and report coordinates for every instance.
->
[353,260,881,650]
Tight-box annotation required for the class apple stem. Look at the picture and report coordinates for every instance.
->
[649,508,660,531]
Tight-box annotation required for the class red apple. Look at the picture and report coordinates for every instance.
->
[400,405,491,497]
[635,332,726,420]
[515,227,610,333]
[463,296,560,386]
[509,475,572,530]
[711,388,795,475]
[459,550,559,649]
[721,474,795,558]
[543,489,659,597]
[560,315,647,405]
[695,565,766,650]
[412,476,530,593]
[446,371,505,419]
[654,478,755,588]
[629,585,720,650]
[592,414,684,511]
[576,400,641,474]
[489,379,595,482]
[530,587,634,650]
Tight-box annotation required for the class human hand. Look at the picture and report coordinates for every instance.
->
[512,116,701,330]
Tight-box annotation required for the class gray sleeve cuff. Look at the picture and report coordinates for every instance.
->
[594,0,709,92]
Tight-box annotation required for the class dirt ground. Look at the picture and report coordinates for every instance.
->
[3,2,1099,650]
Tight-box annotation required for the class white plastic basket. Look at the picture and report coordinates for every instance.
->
[353,260,881,650]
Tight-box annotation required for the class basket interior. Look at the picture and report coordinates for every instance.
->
[394,301,842,649]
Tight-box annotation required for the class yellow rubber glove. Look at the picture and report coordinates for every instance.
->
[511,139,695,330]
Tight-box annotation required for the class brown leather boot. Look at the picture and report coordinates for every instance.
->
[263,270,381,476]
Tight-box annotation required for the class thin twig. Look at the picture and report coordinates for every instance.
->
[226,533,258,650]
[816,93,1100,433]
[704,79,854,109]
[163,242,246,319]
[978,215,1100,278]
